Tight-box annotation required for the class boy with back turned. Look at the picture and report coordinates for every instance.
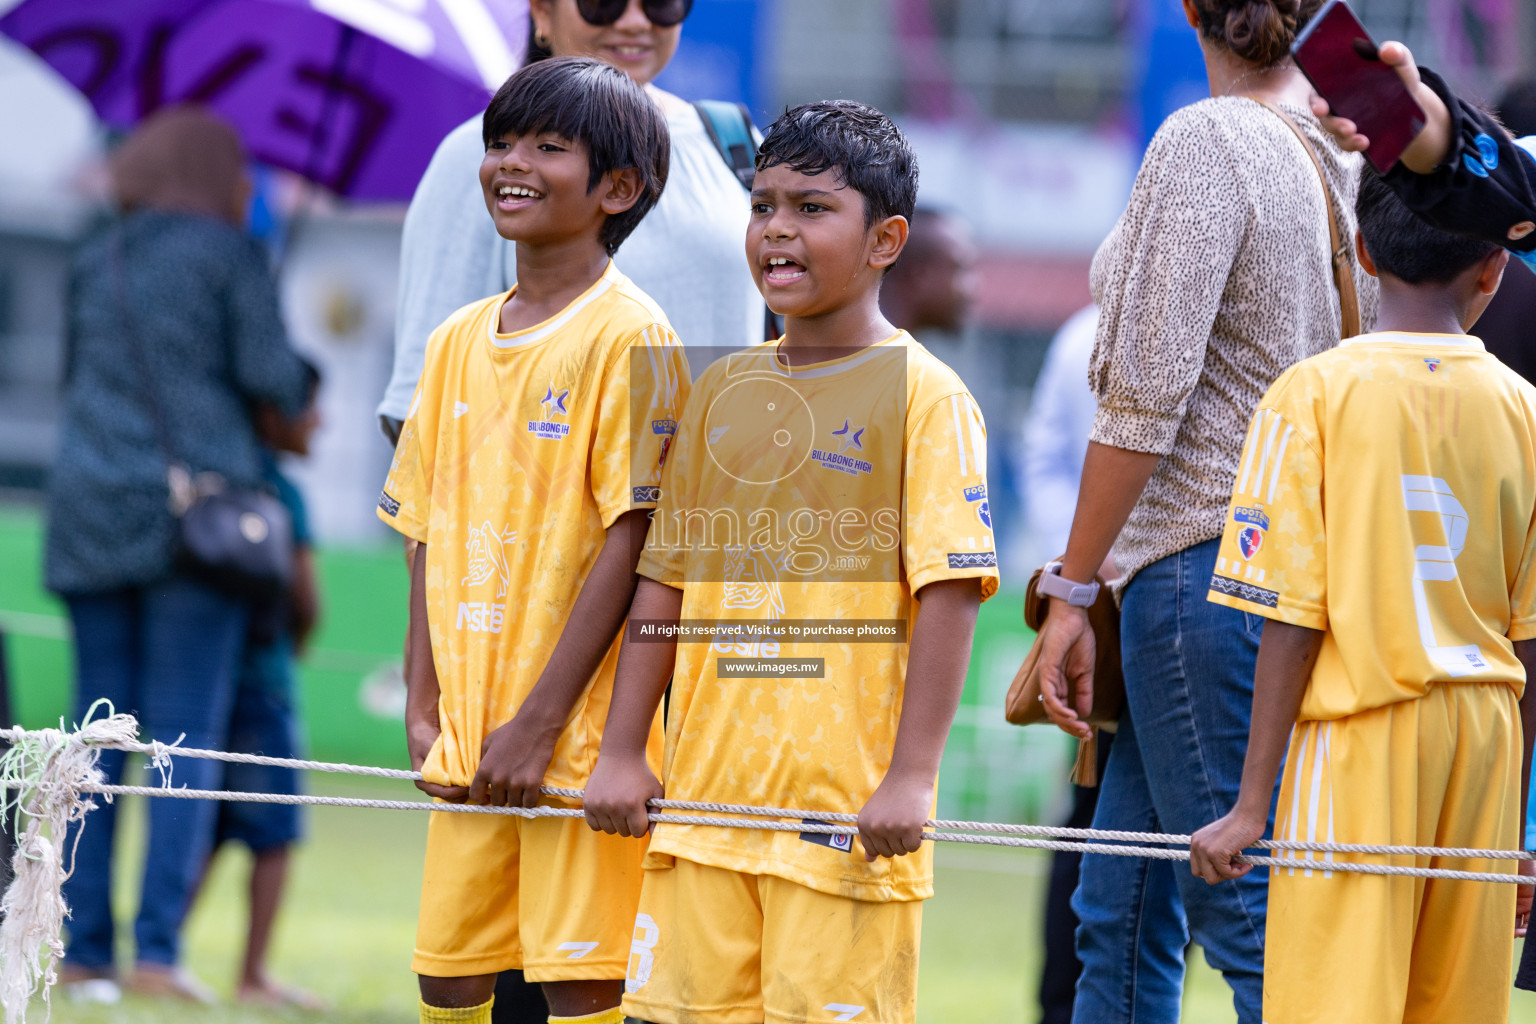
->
[585,102,997,1024]
[1191,173,1536,1023]
[378,58,689,1024]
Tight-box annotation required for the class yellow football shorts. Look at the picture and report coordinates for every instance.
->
[1264,682,1520,1024]
[413,808,646,981]
[620,857,923,1024]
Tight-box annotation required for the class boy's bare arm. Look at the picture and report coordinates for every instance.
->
[1190,621,1324,884]
[405,542,468,802]
[859,578,982,862]
[583,578,683,839]
[469,508,653,807]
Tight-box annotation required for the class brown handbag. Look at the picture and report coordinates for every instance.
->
[1003,562,1124,786]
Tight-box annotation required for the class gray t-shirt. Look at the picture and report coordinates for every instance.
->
[379,98,763,422]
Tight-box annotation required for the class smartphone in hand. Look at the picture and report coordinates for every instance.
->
[1292,0,1426,173]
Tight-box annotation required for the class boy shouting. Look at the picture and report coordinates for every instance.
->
[585,101,997,1024]
[379,58,689,1024]
[1191,174,1536,1023]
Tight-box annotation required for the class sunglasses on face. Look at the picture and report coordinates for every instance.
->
[574,0,693,28]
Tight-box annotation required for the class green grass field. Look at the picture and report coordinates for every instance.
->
[8,502,1536,1022]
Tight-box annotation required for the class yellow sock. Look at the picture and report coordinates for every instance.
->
[420,997,494,1024]
[548,1008,624,1024]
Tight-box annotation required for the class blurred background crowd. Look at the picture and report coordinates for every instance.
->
[0,0,1532,1020]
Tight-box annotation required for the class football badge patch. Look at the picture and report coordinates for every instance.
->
[1233,506,1269,562]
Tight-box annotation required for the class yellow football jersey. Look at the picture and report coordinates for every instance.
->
[1208,333,1536,721]
[635,333,999,902]
[379,263,690,789]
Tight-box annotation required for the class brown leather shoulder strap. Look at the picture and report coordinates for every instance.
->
[1251,98,1363,340]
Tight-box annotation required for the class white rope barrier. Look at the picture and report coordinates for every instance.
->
[0,711,1530,1022]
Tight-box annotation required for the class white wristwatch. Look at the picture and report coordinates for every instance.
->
[1038,561,1100,608]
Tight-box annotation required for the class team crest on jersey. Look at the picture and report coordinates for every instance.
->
[964,485,991,528]
[1237,526,1264,561]
[529,384,572,439]
[812,419,874,476]
[1233,506,1267,561]
[1424,358,1442,373]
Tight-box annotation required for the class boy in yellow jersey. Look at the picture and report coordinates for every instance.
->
[378,58,688,1024]
[583,101,997,1024]
[1190,172,1536,1024]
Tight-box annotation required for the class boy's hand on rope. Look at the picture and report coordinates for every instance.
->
[469,712,561,808]
[406,719,468,803]
[858,772,934,862]
[583,753,664,838]
[1036,602,1096,741]
[1189,810,1266,885]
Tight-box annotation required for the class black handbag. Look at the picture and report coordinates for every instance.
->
[111,229,294,602]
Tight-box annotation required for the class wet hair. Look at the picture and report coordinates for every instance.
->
[482,57,669,255]
[755,101,918,229]
[1190,0,1325,68]
[1496,78,1536,140]
[1356,172,1497,285]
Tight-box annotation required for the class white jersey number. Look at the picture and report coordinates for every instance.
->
[1401,475,1488,677]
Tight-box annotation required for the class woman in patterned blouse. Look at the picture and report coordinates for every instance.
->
[1031,2,1377,1022]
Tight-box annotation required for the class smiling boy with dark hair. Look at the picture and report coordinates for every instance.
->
[378,56,689,1024]
[583,100,996,1024]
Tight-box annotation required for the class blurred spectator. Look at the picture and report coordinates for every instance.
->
[1472,77,1536,382]
[193,383,324,1008]
[1022,305,1099,565]
[44,107,313,1003]
[880,207,979,334]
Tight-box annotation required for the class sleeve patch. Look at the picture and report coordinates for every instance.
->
[947,552,998,569]
[1209,573,1277,608]
[378,491,401,518]
[632,486,661,503]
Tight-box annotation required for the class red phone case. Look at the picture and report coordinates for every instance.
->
[1291,0,1426,173]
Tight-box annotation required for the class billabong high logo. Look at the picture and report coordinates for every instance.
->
[529,384,572,439]
[812,419,873,476]
[831,419,866,452]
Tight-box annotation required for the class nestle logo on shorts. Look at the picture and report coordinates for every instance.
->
[717,658,826,678]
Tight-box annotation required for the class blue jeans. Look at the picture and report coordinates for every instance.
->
[1070,538,1273,1024]
[62,577,247,969]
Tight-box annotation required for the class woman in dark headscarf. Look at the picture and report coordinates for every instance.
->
[46,107,312,1003]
